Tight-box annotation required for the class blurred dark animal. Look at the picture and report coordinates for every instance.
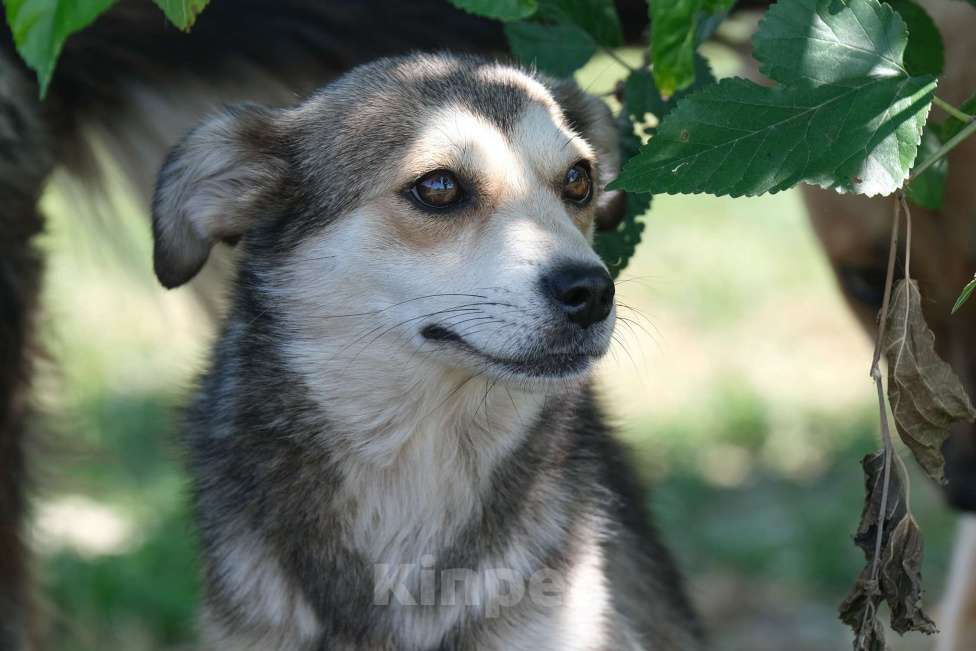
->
[801,2,976,648]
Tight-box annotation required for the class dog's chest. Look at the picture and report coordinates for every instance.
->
[321,398,601,649]
[336,431,485,565]
[322,379,541,562]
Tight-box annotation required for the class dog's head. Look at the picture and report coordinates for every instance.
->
[152,54,623,389]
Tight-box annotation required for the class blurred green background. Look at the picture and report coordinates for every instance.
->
[30,47,959,651]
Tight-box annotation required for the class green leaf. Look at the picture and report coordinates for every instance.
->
[625,70,668,122]
[624,54,714,122]
[753,0,909,85]
[595,122,651,277]
[614,0,937,197]
[906,124,946,210]
[537,0,622,47]
[595,191,650,278]
[4,0,117,97]
[610,74,935,197]
[887,0,944,77]
[649,0,733,97]
[504,21,596,77]
[953,276,976,314]
[449,0,538,21]
[152,0,209,31]
[942,92,976,141]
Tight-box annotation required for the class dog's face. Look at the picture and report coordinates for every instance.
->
[152,55,623,389]
[290,100,616,385]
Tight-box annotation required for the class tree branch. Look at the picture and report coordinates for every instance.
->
[600,46,636,73]
[933,96,974,124]
[909,117,976,183]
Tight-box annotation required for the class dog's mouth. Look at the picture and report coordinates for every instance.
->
[420,324,600,379]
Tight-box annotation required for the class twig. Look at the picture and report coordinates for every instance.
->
[857,196,903,644]
[900,193,912,283]
[894,197,916,512]
[600,46,636,73]
[869,197,901,373]
[909,117,976,183]
[868,357,896,575]
[933,96,974,124]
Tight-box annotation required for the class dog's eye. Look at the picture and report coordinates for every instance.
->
[410,170,462,209]
[563,163,592,204]
[838,264,889,308]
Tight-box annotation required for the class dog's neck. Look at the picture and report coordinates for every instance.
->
[266,312,562,560]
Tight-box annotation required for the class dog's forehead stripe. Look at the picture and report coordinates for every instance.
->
[280,54,588,250]
[384,55,566,134]
[412,76,531,133]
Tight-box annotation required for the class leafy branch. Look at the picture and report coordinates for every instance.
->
[842,189,976,648]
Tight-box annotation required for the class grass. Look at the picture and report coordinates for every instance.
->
[29,48,960,651]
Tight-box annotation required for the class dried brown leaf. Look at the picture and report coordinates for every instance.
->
[858,615,887,651]
[882,280,976,483]
[840,450,937,646]
[851,451,906,556]
[880,514,936,635]
[840,567,885,651]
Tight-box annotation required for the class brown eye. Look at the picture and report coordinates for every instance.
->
[838,264,891,308]
[563,162,592,204]
[410,170,463,209]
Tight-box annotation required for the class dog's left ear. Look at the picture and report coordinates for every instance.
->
[151,104,289,289]
[546,79,627,231]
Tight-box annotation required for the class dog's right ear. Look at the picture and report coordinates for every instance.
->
[152,104,288,289]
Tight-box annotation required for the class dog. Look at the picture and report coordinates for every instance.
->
[800,1,976,648]
[1,2,667,646]
[148,53,704,650]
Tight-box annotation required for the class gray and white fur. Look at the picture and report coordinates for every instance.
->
[151,53,702,651]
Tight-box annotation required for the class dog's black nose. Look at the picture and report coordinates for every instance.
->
[543,264,614,329]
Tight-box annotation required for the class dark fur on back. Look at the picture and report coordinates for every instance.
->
[0,47,52,651]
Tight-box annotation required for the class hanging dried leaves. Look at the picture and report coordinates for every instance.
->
[840,451,936,648]
[882,279,976,483]
[851,453,906,555]
[881,515,935,634]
